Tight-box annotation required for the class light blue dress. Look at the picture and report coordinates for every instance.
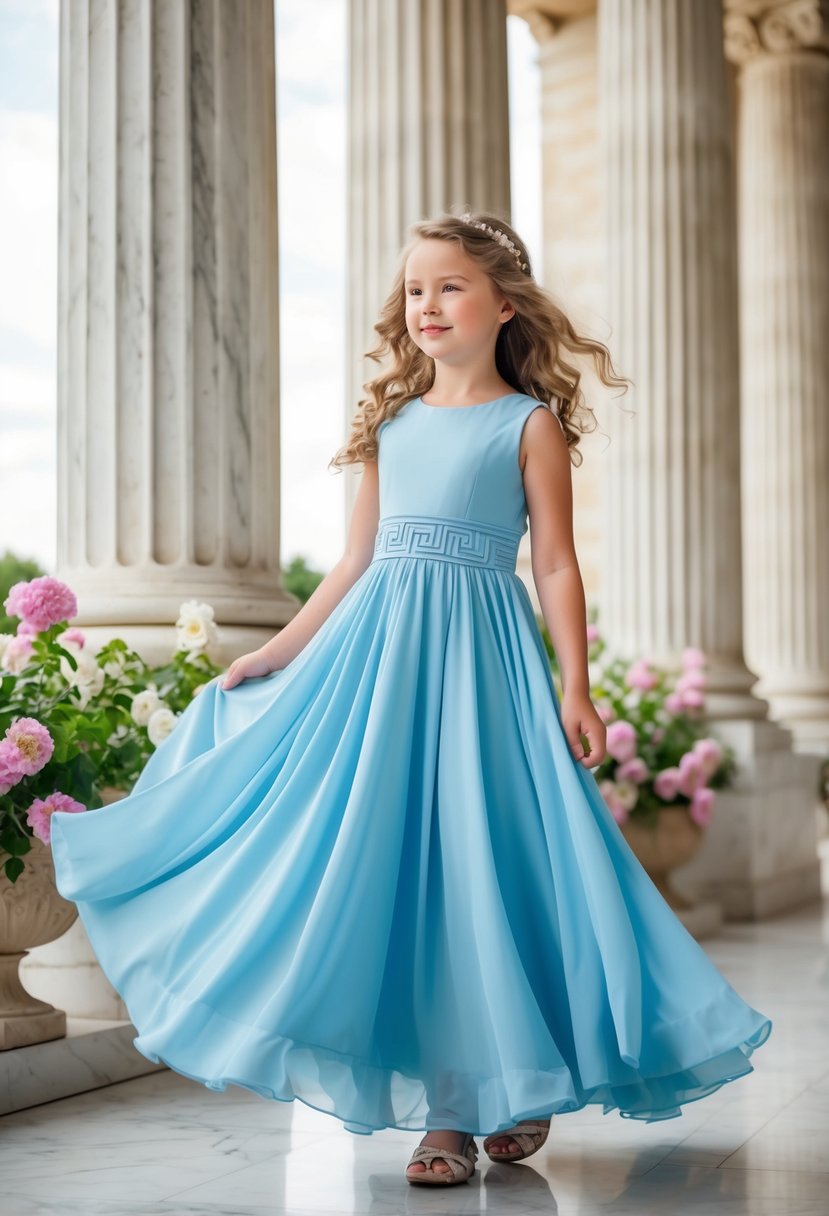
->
[49,392,772,1136]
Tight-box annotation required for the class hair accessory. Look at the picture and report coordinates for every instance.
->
[458,212,530,274]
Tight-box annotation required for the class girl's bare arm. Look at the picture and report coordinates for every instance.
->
[520,409,606,765]
[222,460,380,687]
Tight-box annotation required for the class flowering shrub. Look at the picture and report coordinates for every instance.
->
[540,613,737,829]
[0,577,224,883]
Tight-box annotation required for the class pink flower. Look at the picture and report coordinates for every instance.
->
[599,779,628,824]
[677,751,706,796]
[5,717,54,775]
[664,691,685,714]
[1,634,34,673]
[606,719,638,762]
[616,756,649,784]
[677,667,706,691]
[0,739,27,795]
[586,623,601,643]
[689,787,715,826]
[682,646,706,669]
[692,737,723,779]
[16,619,39,638]
[626,661,658,691]
[596,701,617,723]
[654,766,682,801]
[26,791,87,845]
[58,627,86,648]
[4,576,78,632]
[680,687,705,709]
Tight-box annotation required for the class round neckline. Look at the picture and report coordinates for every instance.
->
[416,393,515,410]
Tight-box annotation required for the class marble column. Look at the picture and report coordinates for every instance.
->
[597,0,821,917]
[56,0,296,666]
[507,0,607,606]
[725,0,829,751]
[345,0,512,524]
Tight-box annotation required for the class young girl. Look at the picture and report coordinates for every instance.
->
[49,209,772,1189]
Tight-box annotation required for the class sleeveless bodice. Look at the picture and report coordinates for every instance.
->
[378,394,545,533]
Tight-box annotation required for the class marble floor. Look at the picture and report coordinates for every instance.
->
[1,890,827,1216]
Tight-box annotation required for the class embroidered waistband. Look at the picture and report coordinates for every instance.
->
[372,514,522,572]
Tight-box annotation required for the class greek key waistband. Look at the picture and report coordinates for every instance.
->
[372,514,522,572]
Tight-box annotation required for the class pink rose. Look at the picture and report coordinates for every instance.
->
[26,791,87,845]
[5,717,55,775]
[677,751,706,796]
[682,646,706,669]
[616,756,649,784]
[626,661,658,691]
[664,692,685,714]
[58,627,86,648]
[606,719,637,762]
[654,767,682,801]
[599,779,628,824]
[4,576,78,632]
[0,739,27,795]
[689,787,715,826]
[692,737,723,779]
[1,634,34,673]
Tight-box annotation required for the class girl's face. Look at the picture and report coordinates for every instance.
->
[404,239,515,362]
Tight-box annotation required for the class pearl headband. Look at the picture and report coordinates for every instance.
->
[458,212,530,274]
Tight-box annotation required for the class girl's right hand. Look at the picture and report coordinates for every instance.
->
[220,647,275,690]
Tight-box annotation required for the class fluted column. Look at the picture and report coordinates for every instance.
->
[57,0,295,663]
[346,0,512,524]
[597,0,821,919]
[597,0,762,716]
[725,0,829,750]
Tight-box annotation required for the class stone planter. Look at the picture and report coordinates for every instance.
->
[0,784,127,1050]
[619,803,704,911]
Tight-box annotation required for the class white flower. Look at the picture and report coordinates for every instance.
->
[175,600,217,653]
[131,685,163,725]
[0,632,16,659]
[59,647,105,707]
[103,652,127,678]
[147,705,179,746]
[615,779,640,811]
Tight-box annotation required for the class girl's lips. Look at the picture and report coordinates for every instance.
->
[422,326,449,334]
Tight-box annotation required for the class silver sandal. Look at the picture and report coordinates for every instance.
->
[483,1118,551,1162]
[405,1131,478,1185]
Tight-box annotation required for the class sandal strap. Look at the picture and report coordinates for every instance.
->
[483,1120,551,1153]
[407,1137,477,1179]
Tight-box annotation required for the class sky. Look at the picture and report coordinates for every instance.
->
[0,0,541,575]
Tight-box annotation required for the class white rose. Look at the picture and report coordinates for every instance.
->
[615,778,640,811]
[59,648,105,706]
[147,705,179,746]
[175,600,217,653]
[103,652,127,678]
[131,685,162,725]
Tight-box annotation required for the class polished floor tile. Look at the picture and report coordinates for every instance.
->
[2,877,827,1216]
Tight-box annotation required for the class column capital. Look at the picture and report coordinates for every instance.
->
[724,0,829,65]
[506,1,595,44]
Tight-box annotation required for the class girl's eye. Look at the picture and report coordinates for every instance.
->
[409,284,458,296]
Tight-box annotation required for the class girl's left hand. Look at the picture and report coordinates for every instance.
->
[561,691,607,768]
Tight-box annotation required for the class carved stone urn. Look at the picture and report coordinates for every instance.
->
[0,785,126,1050]
[0,833,79,1050]
[619,804,704,911]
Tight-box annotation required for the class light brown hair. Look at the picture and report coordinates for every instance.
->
[330,208,631,471]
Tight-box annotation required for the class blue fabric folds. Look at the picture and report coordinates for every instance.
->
[50,394,772,1135]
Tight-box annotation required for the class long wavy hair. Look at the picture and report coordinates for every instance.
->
[329,208,631,471]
